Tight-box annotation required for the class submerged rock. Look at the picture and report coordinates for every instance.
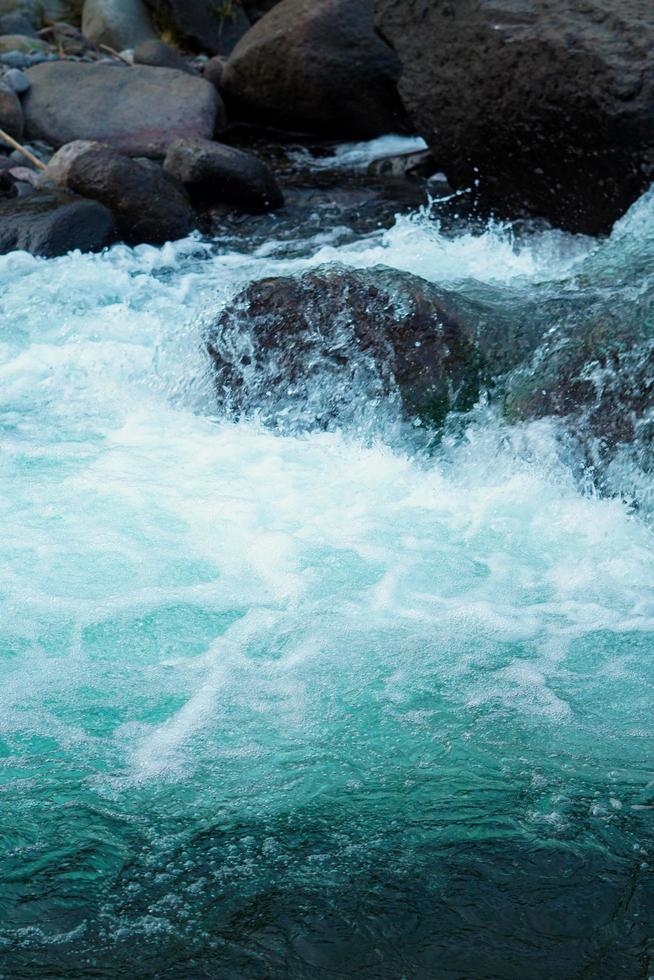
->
[207,264,486,429]
[23,61,223,156]
[47,139,196,244]
[222,0,408,139]
[504,288,654,466]
[0,188,114,256]
[164,137,283,212]
[375,0,654,235]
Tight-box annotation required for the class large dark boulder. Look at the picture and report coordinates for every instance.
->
[164,137,283,212]
[0,190,114,256]
[375,0,654,235]
[222,0,409,138]
[46,139,197,245]
[23,61,223,157]
[144,0,251,55]
[207,264,487,429]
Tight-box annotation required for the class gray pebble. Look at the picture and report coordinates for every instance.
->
[4,68,29,93]
[28,53,58,65]
[0,52,29,69]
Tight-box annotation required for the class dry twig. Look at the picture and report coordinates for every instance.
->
[0,129,47,171]
[99,44,132,66]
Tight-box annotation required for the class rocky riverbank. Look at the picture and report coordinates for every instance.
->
[0,0,651,249]
[0,0,411,256]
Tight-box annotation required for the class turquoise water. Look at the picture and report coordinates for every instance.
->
[1,180,654,977]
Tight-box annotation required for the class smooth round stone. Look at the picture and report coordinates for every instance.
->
[4,68,30,93]
[0,52,29,68]
[28,53,58,65]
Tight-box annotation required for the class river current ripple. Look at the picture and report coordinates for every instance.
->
[1,140,654,978]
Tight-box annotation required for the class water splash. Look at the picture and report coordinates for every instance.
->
[288,134,429,171]
[2,184,654,977]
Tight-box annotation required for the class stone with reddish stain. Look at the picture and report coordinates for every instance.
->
[23,61,224,157]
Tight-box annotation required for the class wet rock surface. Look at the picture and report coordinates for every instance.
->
[0,188,114,255]
[207,264,486,429]
[164,136,283,212]
[203,142,654,485]
[375,0,654,235]
[202,134,447,249]
[503,277,654,474]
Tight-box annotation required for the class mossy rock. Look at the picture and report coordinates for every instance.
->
[0,32,50,51]
[144,0,250,55]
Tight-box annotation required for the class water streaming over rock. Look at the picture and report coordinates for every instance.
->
[2,140,654,977]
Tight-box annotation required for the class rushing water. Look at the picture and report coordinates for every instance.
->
[2,141,654,978]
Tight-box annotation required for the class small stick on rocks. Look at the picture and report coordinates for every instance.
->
[0,129,46,170]
[99,44,132,66]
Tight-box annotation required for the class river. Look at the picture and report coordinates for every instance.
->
[1,137,653,978]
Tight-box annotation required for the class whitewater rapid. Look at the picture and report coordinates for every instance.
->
[2,155,654,977]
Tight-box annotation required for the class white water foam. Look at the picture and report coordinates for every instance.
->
[1,193,653,808]
[289,134,429,171]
